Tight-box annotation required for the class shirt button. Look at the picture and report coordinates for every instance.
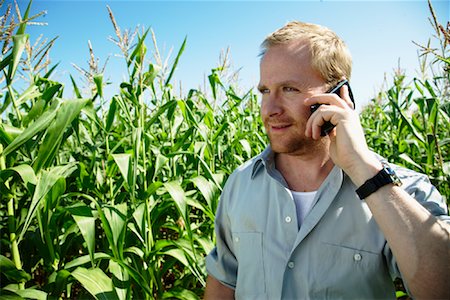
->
[285,216,292,223]
[234,237,239,243]
[354,253,362,261]
[288,261,295,269]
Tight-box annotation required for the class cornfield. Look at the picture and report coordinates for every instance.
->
[0,1,448,299]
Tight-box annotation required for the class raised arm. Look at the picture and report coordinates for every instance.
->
[305,85,450,299]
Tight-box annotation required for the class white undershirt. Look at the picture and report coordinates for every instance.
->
[291,190,317,229]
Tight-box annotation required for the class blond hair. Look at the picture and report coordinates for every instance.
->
[260,21,352,86]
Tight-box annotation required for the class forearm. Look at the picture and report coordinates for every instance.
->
[350,161,450,299]
[204,275,235,300]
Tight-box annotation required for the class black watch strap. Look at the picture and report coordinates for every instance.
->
[356,165,402,199]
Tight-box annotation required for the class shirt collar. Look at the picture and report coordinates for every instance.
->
[251,146,275,179]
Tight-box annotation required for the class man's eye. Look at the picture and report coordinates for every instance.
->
[259,88,270,94]
[283,87,298,92]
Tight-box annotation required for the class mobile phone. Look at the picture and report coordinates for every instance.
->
[310,79,355,136]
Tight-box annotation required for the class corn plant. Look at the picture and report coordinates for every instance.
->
[0,1,265,299]
[361,1,450,206]
[1,0,448,299]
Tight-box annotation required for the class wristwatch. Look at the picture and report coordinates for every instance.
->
[356,164,402,199]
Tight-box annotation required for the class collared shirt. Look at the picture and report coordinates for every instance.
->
[206,147,449,300]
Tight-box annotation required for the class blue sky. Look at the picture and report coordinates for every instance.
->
[11,0,450,110]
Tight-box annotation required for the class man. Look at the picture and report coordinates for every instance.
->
[204,21,449,299]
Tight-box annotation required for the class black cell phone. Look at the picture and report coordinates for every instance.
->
[310,79,355,136]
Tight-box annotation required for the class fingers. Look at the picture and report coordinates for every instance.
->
[305,104,336,140]
[340,85,354,109]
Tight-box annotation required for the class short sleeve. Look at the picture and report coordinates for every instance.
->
[205,186,238,289]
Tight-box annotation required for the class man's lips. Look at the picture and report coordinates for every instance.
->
[268,123,292,130]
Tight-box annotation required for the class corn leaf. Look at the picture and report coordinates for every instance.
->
[0,164,37,188]
[104,203,127,257]
[16,84,41,107]
[94,74,104,98]
[65,253,110,270]
[7,288,47,300]
[164,181,187,222]
[70,75,82,98]
[0,53,12,73]
[0,255,31,282]
[68,204,96,265]
[19,163,77,242]
[190,176,216,211]
[112,154,131,188]
[71,267,119,300]
[16,0,32,35]
[109,260,129,300]
[165,36,187,86]
[162,287,200,300]
[7,34,29,85]
[3,99,61,157]
[33,98,89,172]
[105,97,117,132]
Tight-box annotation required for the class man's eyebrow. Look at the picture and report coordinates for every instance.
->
[257,83,266,91]
[279,80,305,88]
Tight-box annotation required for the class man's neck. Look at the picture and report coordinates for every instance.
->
[275,152,334,192]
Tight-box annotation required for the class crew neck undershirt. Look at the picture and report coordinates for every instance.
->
[291,190,317,229]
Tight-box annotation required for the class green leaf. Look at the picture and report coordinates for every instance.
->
[0,53,12,73]
[162,287,200,300]
[165,36,187,86]
[163,248,189,267]
[112,154,131,188]
[70,75,82,98]
[19,163,77,242]
[7,34,29,85]
[143,63,158,87]
[3,99,61,157]
[104,203,128,256]
[153,154,169,180]
[190,176,216,210]
[52,270,72,298]
[16,0,32,35]
[129,28,150,67]
[399,153,424,172]
[0,289,22,300]
[68,204,96,265]
[105,97,117,132]
[71,267,119,300]
[33,98,89,172]
[239,139,252,158]
[0,255,31,282]
[164,181,186,221]
[16,84,41,107]
[9,288,47,300]
[0,164,37,187]
[94,74,104,98]
[41,83,63,103]
[145,99,177,130]
[109,260,129,300]
[65,253,110,270]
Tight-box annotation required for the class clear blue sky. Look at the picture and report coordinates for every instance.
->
[11,0,450,110]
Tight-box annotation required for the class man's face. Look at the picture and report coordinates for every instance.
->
[258,40,328,156]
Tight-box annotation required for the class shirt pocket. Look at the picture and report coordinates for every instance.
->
[232,231,266,298]
[312,241,394,298]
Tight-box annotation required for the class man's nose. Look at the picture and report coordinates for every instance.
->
[263,92,283,117]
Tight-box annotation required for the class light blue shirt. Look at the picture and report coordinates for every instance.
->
[206,147,449,299]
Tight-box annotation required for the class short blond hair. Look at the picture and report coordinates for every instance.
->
[260,21,352,86]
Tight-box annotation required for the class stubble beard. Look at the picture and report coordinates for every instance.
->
[266,123,329,157]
